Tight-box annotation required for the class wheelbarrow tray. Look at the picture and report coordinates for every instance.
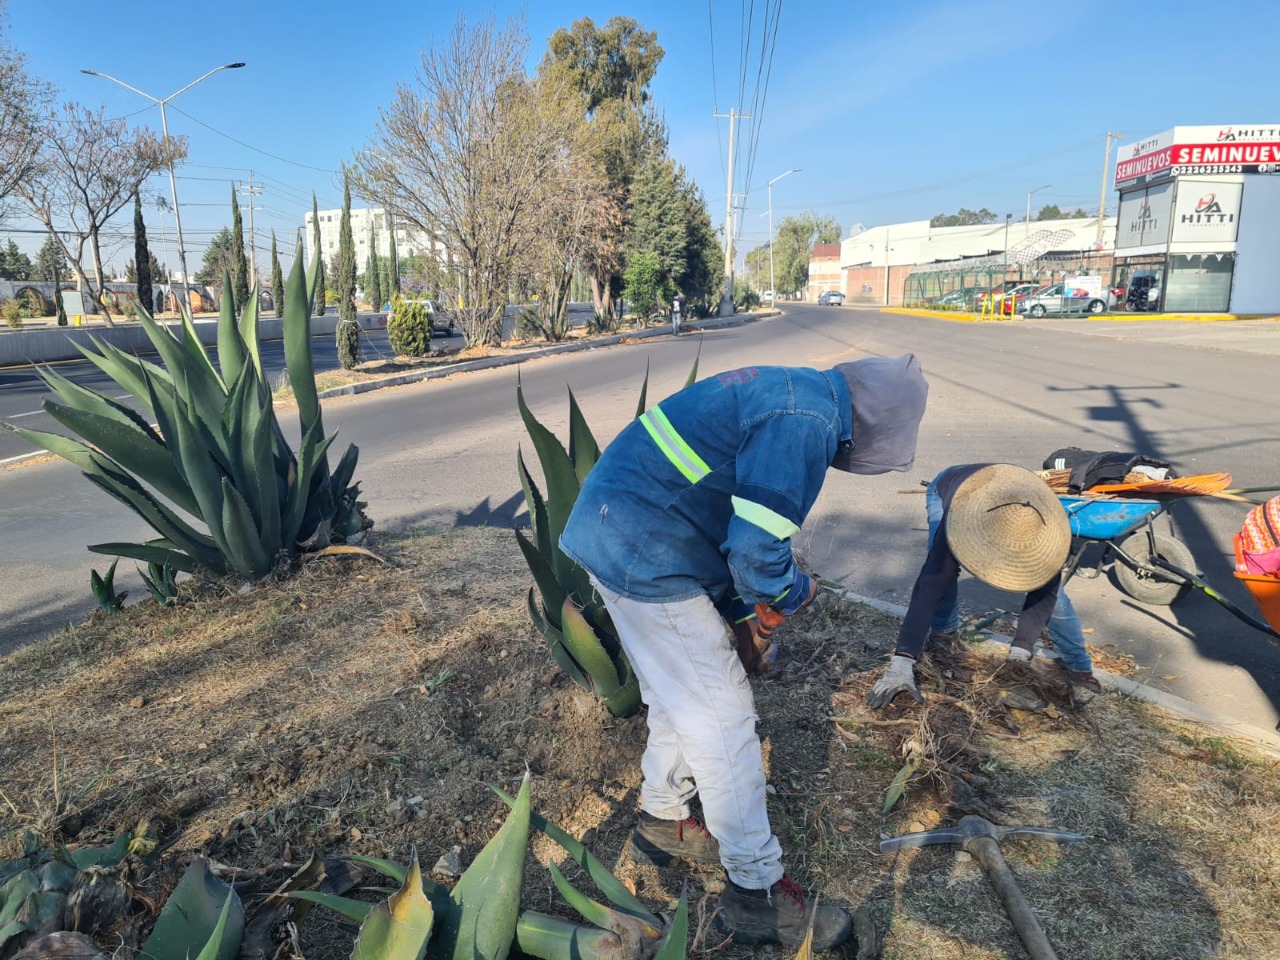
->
[1058,495,1164,540]
[1236,571,1280,634]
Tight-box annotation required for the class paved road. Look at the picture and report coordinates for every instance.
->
[2,306,1278,734]
[0,316,463,463]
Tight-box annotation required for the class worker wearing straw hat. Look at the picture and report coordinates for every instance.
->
[868,463,1100,709]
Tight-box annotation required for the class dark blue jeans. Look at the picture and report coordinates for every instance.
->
[926,475,1092,671]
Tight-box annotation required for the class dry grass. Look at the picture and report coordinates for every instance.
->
[2,526,1278,958]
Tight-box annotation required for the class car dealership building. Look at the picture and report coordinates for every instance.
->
[1113,124,1280,313]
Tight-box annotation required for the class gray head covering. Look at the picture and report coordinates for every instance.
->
[830,354,928,474]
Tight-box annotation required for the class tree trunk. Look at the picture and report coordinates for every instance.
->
[588,272,608,316]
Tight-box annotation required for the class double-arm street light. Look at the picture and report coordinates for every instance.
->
[81,63,246,315]
[766,169,800,305]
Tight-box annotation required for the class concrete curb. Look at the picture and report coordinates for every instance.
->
[313,312,766,401]
[827,585,1280,758]
[880,306,1280,324]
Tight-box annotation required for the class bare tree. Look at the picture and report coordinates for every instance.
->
[19,104,185,321]
[0,7,52,222]
[351,13,592,346]
[520,74,617,338]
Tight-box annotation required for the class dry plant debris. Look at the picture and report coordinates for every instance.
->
[1,526,1278,959]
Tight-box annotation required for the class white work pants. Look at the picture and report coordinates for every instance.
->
[591,578,784,889]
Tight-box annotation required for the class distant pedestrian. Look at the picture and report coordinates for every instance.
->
[671,293,685,335]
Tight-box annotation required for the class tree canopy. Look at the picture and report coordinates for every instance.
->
[929,208,999,227]
[541,15,663,115]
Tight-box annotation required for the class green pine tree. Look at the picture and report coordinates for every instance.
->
[386,226,399,301]
[270,231,284,319]
[133,193,153,319]
[230,185,250,310]
[336,179,360,369]
[311,194,326,316]
[35,234,65,283]
[367,222,383,312]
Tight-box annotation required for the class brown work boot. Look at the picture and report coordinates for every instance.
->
[715,875,853,951]
[630,812,721,866]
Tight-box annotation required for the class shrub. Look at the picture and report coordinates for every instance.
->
[19,289,47,317]
[622,253,663,321]
[387,297,432,356]
[734,284,761,311]
[1,299,22,328]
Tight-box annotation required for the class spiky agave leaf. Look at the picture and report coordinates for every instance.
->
[353,847,434,960]
[547,862,663,943]
[428,771,531,960]
[489,785,658,925]
[139,859,243,960]
[558,597,624,694]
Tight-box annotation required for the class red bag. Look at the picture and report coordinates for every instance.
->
[1237,496,1280,576]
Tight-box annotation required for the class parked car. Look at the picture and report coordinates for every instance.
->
[932,287,981,308]
[1018,282,1119,317]
[818,290,845,306]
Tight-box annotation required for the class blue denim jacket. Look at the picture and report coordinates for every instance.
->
[560,366,853,608]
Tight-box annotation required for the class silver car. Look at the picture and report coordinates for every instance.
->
[1019,283,1116,317]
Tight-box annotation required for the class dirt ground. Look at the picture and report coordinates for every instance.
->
[2,526,1279,958]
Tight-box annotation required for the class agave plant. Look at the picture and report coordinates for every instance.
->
[294,774,688,960]
[90,559,127,611]
[516,359,698,718]
[0,828,139,955]
[2,249,371,581]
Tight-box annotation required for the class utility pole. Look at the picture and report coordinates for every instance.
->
[1096,132,1122,250]
[715,107,750,316]
[237,170,263,289]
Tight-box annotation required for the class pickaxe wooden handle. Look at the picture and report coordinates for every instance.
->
[880,815,1086,960]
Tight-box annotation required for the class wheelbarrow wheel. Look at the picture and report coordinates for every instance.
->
[1114,532,1194,605]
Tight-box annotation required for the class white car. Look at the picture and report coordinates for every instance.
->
[818,291,845,306]
[1019,283,1117,317]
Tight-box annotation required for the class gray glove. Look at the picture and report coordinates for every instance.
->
[867,655,923,709]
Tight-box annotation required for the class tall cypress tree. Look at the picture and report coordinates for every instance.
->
[386,225,399,302]
[311,194,326,316]
[133,193,153,319]
[367,222,382,312]
[270,231,284,319]
[336,179,360,368]
[230,185,250,311]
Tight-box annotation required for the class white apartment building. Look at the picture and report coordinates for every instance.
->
[303,207,445,274]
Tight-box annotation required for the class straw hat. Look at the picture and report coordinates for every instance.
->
[945,464,1071,592]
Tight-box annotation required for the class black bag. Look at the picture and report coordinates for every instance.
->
[1043,447,1176,494]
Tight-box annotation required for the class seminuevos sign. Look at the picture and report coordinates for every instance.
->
[1116,125,1280,188]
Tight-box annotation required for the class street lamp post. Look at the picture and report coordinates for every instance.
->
[767,169,800,305]
[81,63,246,316]
[1026,183,1052,238]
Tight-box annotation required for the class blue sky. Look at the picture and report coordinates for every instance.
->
[7,0,1280,273]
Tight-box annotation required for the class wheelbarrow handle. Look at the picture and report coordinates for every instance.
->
[1148,556,1280,643]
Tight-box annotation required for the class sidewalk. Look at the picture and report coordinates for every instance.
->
[882,306,1280,357]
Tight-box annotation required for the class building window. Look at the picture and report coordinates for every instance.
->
[1164,253,1234,313]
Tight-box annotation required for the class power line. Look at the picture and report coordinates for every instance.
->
[167,104,339,174]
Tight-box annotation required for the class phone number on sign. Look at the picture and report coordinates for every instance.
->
[1171,164,1243,176]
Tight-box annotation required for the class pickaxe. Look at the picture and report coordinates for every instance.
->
[880,814,1086,960]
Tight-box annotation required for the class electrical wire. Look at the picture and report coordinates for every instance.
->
[167,104,338,174]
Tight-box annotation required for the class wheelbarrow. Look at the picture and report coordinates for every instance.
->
[1058,493,1280,644]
